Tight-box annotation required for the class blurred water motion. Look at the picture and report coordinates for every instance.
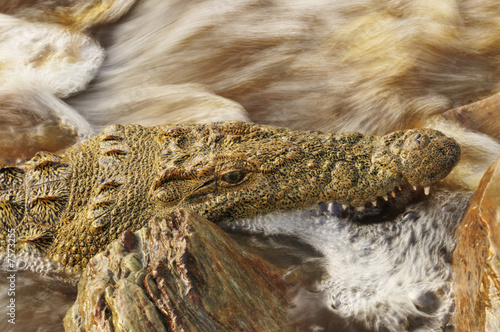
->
[1,0,500,331]
[224,190,471,331]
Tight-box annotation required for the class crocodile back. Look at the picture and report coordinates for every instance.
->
[0,152,72,253]
[0,124,163,273]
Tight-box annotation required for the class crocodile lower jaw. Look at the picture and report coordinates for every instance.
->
[318,184,432,221]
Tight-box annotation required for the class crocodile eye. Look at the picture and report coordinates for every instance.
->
[221,170,246,184]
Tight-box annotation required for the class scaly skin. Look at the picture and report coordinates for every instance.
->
[0,121,460,274]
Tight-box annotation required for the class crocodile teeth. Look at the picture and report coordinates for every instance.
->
[382,195,389,201]
[391,191,396,198]
[355,206,365,212]
[372,200,377,207]
[342,204,348,210]
[398,186,402,191]
[412,185,417,191]
[424,186,430,195]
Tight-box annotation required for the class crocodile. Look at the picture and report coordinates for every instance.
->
[0,120,460,274]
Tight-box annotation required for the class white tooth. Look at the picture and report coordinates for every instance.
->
[412,185,417,191]
[342,204,348,210]
[327,202,336,213]
[398,186,402,191]
[355,206,365,212]
[372,200,377,207]
[391,191,396,198]
[424,186,430,195]
[383,195,388,201]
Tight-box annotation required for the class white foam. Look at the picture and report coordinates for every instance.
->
[0,14,104,98]
[226,190,470,331]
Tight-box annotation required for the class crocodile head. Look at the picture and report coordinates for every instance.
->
[153,121,461,220]
[0,121,460,273]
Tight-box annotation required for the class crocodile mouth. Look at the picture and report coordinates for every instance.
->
[317,183,431,222]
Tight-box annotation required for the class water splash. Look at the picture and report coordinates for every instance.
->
[0,14,104,98]
[223,190,471,331]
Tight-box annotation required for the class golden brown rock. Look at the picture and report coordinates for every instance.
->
[443,92,500,141]
[453,157,500,331]
[63,208,290,331]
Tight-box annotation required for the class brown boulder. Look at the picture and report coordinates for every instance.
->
[453,157,500,331]
[443,92,500,141]
[63,209,290,331]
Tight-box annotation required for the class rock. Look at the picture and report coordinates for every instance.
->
[442,92,500,141]
[453,157,500,331]
[0,86,92,165]
[63,209,290,331]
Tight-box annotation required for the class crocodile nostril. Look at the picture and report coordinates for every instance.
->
[404,133,426,150]
[414,133,422,146]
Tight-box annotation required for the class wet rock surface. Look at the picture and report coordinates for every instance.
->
[453,157,500,331]
[64,208,290,331]
[442,92,500,141]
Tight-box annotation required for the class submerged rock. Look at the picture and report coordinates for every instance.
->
[63,208,290,331]
[453,157,500,331]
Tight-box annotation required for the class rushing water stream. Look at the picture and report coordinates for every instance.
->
[224,189,471,331]
[1,1,500,331]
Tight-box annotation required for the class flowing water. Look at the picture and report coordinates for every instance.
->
[1,1,500,331]
[223,189,471,331]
